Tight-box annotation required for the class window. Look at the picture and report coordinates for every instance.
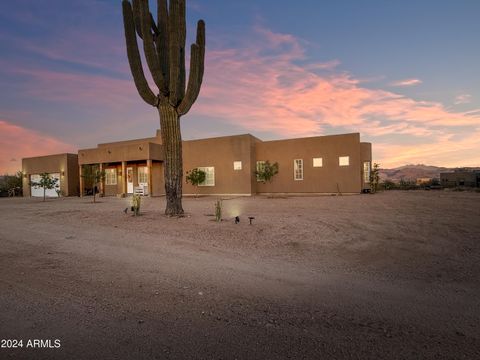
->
[339,156,350,166]
[198,167,215,186]
[313,157,323,167]
[105,168,117,185]
[294,159,303,180]
[256,161,265,182]
[233,161,242,170]
[363,162,371,183]
[138,166,148,185]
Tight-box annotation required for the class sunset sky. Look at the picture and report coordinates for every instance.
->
[1,0,479,174]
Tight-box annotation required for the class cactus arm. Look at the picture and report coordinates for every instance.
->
[168,0,186,106]
[139,0,167,95]
[131,0,144,39]
[156,0,170,87]
[122,0,158,106]
[178,20,205,115]
[150,13,159,35]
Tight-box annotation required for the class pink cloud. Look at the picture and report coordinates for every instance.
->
[0,120,75,174]
[192,28,480,138]
[188,27,480,166]
[390,78,423,87]
[454,93,472,105]
[374,130,480,168]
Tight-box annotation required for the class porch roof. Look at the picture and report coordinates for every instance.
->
[78,141,164,165]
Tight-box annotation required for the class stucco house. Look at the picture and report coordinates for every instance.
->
[22,131,372,197]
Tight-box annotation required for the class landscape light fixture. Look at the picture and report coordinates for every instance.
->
[235,216,240,224]
[248,216,255,225]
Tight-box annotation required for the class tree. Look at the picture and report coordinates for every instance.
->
[0,171,23,197]
[81,165,106,203]
[369,163,380,193]
[255,161,279,183]
[31,173,59,202]
[122,0,205,215]
[185,168,206,198]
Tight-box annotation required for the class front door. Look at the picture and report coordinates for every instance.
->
[126,167,134,194]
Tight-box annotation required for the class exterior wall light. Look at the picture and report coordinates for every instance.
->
[235,216,240,224]
[248,216,255,225]
[61,171,65,176]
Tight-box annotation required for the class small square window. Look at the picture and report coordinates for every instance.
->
[339,156,350,166]
[313,158,323,167]
[233,161,242,170]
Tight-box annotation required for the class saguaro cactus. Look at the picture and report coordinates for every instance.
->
[122,0,205,215]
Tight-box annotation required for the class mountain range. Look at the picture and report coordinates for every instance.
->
[378,164,479,182]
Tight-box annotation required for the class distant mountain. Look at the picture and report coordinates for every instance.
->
[379,164,479,182]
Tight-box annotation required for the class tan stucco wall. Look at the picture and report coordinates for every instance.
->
[255,133,363,194]
[22,153,79,196]
[23,132,372,197]
[182,134,257,195]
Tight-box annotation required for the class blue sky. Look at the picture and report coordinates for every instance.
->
[1,0,480,173]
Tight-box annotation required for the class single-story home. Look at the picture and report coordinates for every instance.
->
[22,131,372,197]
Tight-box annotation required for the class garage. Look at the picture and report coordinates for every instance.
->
[30,173,61,197]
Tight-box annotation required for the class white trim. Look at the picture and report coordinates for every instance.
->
[294,159,304,180]
[105,168,117,185]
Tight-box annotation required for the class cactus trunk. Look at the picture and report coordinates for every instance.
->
[122,0,205,216]
[159,106,184,215]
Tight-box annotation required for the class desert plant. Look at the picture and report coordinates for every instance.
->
[255,161,279,183]
[382,179,395,190]
[81,165,106,203]
[31,173,59,202]
[369,163,380,193]
[132,194,141,216]
[185,168,206,198]
[0,171,23,197]
[122,0,205,215]
[214,199,222,222]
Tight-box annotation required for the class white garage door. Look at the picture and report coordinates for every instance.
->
[30,173,61,197]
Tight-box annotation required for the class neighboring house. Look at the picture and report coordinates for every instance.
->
[440,169,480,188]
[416,177,432,185]
[22,131,372,197]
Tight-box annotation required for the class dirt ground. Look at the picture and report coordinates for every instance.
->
[0,191,479,359]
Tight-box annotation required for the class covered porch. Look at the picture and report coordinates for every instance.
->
[78,140,164,197]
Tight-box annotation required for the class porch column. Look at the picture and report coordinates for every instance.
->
[99,163,104,195]
[121,161,127,194]
[79,165,83,197]
[147,159,153,196]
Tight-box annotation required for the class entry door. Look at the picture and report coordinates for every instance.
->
[126,167,134,194]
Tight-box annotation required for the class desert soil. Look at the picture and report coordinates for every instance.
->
[0,191,479,359]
